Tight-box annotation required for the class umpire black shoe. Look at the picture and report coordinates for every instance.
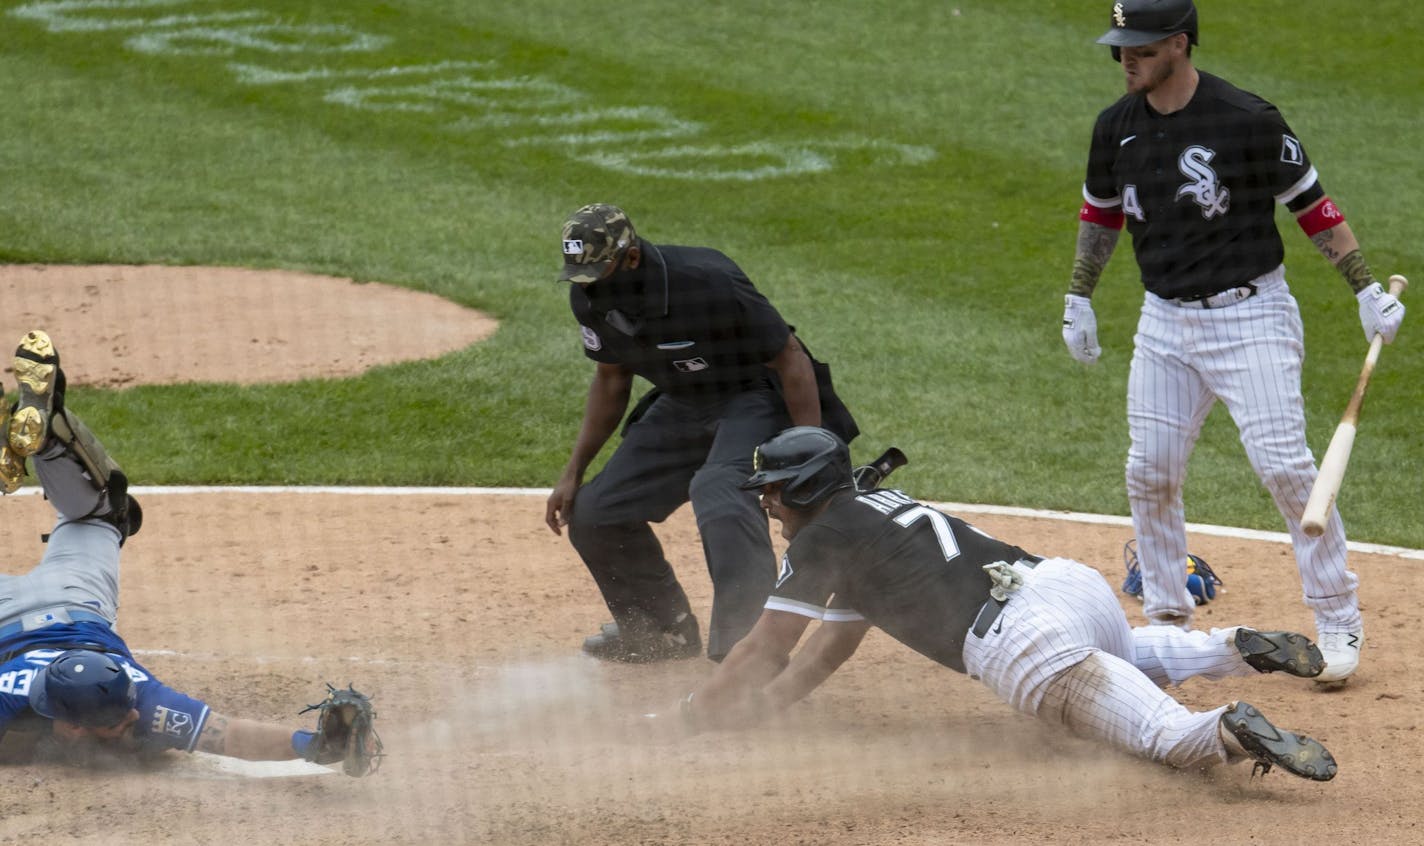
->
[581,614,701,663]
[1234,629,1325,678]
[1220,701,1338,781]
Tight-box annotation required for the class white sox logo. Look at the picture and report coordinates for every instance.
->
[1113,2,1126,27]
[1175,145,1230,220]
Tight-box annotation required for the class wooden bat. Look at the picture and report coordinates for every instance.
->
[1301,274,1408,537]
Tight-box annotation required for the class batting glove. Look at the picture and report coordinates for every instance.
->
[1062,294,1101,365]
[1356,281,1405,344]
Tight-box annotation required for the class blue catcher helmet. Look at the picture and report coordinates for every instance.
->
[1122,539,1222,605]
[739,426,854,509]
[29,649,136,728]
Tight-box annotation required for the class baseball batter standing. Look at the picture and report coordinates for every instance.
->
[1059,0,1405,683]
[546,204,857,663]
[660,427,1337,781]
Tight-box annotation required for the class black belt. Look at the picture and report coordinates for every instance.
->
[1172,282,1258,309]
[971,556,1043,639]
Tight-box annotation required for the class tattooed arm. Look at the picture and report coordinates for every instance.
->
[1069,220,1122,298]
[195,711,303,761]
[1297,198,1374,293]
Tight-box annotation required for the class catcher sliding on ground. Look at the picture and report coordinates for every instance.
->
[663,427,1337,780]
[0,331,381,776]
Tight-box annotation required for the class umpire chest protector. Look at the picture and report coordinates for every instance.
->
[570,242,791,399]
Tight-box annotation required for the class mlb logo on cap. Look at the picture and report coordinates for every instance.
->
[558,204,637,284]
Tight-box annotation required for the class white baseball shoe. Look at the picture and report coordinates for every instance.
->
[1314,629,1363,684]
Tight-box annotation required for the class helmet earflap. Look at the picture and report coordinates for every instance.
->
[740,427,854,509]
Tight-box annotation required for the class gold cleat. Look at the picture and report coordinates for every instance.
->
[9,330,59,458]
[0,442,24,494]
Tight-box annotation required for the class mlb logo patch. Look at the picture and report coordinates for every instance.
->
[580,325,602,351]
[562,239,585,255]
[1280,135,1304,165]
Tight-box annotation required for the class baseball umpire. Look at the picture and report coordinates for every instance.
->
[665,427,1336,781]
[1059,0,1403,682]
[0,331,381,776]
[545,204,858,664]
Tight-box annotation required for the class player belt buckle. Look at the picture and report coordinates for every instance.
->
[1184,282,1258,309]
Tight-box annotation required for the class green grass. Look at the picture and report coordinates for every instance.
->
[1,0,1420,547]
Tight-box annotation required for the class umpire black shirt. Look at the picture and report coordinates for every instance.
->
[570,239,791,400]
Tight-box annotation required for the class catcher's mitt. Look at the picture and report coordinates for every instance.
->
[300,683,384,777]
[1122,539,1223,605]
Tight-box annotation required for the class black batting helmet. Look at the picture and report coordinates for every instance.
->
[1097,0,1198,59]
[29,649,136,728]
[740,426,854,509]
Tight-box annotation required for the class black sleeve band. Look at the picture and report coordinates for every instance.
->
[1285,180,1326,213]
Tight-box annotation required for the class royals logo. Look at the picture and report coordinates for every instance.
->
[1175,145,1230,220]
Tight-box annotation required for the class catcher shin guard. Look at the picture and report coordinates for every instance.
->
[48,409,142,542]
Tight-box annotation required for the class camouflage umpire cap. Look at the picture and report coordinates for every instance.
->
[558,204,637,284]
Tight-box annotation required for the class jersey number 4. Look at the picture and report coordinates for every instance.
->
[894,506,962,561]
[1122,185,1146,222]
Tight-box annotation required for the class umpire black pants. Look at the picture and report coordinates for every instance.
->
[567,385,787,661]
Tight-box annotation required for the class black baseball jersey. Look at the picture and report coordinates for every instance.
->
[570,240,791,400]
[1083,71,1323,299]
[765,488,1038,673]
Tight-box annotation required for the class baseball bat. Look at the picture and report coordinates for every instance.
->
[853,447,908,491]
[1301,274,1408,537]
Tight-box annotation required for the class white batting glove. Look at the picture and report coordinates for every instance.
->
[1356,282,1405,344]
[1062,294,1101,365]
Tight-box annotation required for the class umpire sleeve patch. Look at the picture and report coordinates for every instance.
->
[1280,135,1304,166]
[580,325,602,351]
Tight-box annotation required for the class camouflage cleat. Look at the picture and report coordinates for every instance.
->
[1235,628,1325,678]
[9,330,61,458]
[1221,701,1337,781]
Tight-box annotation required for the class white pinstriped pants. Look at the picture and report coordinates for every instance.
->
[962,559,1257,769]
[1125,268,1359,633]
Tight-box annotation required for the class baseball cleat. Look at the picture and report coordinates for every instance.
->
[1314,630,1363,685]
[9,330,61,457]
[1234,629,1325,678]
[582,614,701,663]
[1220,701,1337,781]
[0,441,24,494]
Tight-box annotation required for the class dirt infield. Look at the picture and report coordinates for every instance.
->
[2,266,1420,845]
[2,492,1421,845]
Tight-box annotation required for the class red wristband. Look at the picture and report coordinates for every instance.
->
[1297,197,1345,237]
[1080,202,1125,230]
